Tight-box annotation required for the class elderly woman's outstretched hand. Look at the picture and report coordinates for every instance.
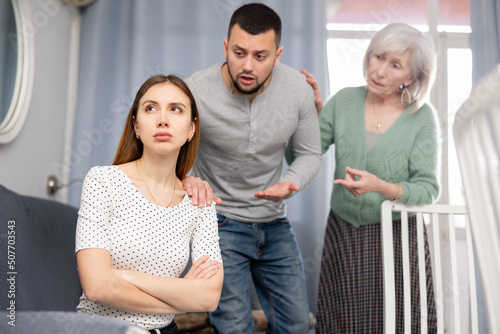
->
[334,167,383,197]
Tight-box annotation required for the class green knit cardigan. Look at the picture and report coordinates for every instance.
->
[319,86,440,227]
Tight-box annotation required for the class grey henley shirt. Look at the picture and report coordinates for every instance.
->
[187,62,321,223]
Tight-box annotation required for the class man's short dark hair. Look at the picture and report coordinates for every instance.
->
[228,3,282,47]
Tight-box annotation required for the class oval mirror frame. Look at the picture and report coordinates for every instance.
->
[0,0,35,144]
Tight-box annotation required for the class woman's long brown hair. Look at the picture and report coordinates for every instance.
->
[112,74,200,180]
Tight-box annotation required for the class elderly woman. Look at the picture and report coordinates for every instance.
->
[311,23,440,333]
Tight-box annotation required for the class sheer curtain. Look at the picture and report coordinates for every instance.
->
[68,0,329,315]
[471,0,500,83]
[468,1,499,332]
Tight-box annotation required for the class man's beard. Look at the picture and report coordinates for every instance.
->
[227,65,272,95]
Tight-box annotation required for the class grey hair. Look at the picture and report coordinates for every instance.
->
[363,23,437,110]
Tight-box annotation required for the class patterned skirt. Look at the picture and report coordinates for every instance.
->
[316,210,437,333]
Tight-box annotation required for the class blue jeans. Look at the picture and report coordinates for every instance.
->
[209,214,310,334]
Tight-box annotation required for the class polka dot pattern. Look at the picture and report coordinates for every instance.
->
[75,166,222,329]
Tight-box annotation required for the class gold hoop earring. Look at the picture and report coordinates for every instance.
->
[136,133,140,139]
[187,137,192,143]
[401,85,412,104]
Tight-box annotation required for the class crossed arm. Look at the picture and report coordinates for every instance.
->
[77,249,223,314]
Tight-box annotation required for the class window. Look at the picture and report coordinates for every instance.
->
[326,0,469,31]
[447,48,472,206]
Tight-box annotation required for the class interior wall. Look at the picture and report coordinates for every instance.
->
[0,0,79,202]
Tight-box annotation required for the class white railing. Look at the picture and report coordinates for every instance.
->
[381,201,476,334]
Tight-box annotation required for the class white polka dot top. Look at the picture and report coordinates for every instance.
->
[75,166,222,329]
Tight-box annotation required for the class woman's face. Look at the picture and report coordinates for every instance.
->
[134,83,195,155]
[366,50,415,99]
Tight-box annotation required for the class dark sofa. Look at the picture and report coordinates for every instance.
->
[0,184,141,333]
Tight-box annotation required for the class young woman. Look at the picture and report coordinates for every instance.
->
[75,74,223,333]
